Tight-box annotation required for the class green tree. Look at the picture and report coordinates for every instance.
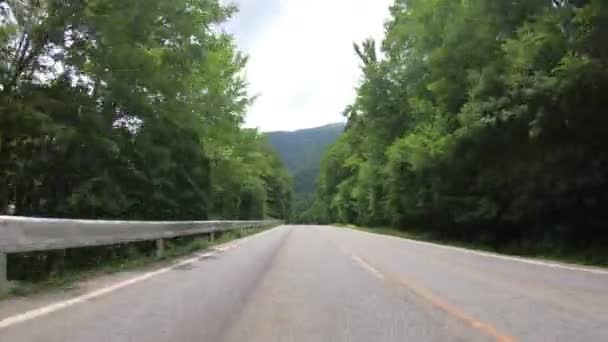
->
[0,0,291,221]
[314,0,608,258]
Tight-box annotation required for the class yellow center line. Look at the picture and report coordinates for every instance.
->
[335,242,516,342]
[391,268,515,342]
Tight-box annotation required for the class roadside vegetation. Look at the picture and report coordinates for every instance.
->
[0,0,292,221]
[0,0,292,293]
[265,123,345,222]
[309,1,608,263]
[2,0,607,295]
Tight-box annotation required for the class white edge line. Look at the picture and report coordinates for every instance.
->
[0,253,209,329]
[343,227,608,275]
[0,225,287,330]
[351,255,385,280]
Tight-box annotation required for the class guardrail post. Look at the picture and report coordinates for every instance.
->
[210,231,215,242]
[156,239,165,258]
[0,252,8,296]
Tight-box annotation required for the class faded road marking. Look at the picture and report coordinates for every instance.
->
[350,255,385,280]
[214,244,237,252]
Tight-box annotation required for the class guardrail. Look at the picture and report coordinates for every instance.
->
[0,216,281,294]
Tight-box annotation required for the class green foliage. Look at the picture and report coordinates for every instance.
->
[0,0,290,221]
[266,123,344,221]
[313,0,608,253]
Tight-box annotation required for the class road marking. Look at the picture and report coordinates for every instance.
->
[0,251,214,330]
[234,225,285,244]
[394,274,515,342]
[348,252,515,342]
[217,225,285,251]
[332,237,514,342]
[213,244,236,252]
[350,255,385,280]
[348,228,608,275]
[0,226,286,330]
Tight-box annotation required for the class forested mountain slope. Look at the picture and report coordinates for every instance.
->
[267,123,344,194]
[0,0,291,221]
[313,0,608,260]
[266,123,344,219]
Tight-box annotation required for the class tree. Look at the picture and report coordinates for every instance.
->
[314,0,608,257]
[0,0,291,221]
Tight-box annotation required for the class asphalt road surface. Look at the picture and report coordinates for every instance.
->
[1,225,607,341]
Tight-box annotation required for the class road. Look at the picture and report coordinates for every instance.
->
[1,225,607,341]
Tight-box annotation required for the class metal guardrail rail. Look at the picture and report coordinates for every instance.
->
[0,216,281,293]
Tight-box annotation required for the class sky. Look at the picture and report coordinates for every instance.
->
[224,0,393,132]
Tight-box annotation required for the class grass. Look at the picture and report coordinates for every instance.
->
[3,227,272,299]
[336,223,608,268]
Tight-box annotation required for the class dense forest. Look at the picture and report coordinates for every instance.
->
[312,0,608,255]
[266,123,343,221]
[0,0,291,221]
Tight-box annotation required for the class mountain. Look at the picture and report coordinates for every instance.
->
[266,123,345,214]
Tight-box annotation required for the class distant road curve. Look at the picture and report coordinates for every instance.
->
[1,225,607,341]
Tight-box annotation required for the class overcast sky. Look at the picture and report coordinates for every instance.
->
[224,0,392,132]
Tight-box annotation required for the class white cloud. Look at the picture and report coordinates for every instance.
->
[226,0,392,132]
